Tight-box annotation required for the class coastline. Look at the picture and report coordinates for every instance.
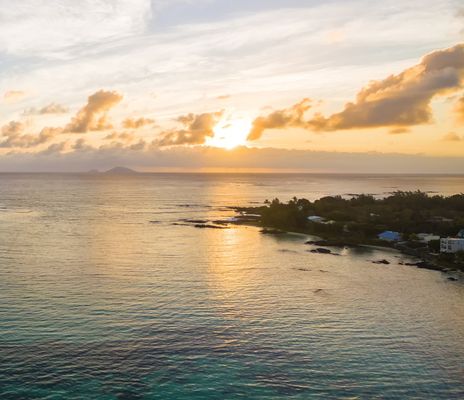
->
[235,218,461,276]
[230,192,464,276]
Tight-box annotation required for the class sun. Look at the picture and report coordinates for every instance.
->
[206,117,252,149]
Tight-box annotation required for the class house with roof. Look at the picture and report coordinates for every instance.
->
[440,238,464,253]
[378,231,401,242]
[307,215,325,224]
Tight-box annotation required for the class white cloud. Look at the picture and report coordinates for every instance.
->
[0,0,152,57]
[0,0,462,153]
[2,1,460,116]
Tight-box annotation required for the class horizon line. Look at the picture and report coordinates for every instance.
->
[1,170,464,176]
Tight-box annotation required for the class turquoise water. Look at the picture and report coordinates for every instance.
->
[0,173,463,399]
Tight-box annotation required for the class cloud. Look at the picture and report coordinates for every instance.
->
[39,141,70,156]
[72,138,93,152]
[0,92,117,148]
[128,140,147,151]
[65,90,123,133]
[157,111,223,146]
[1,1,459,129]
[2,146,464,174]
[104,131,137,143]
[23,103,69,116]
[442,132,462,141]
[457,8,464,34]
[455,95,464,121]
[99,139,148,152]
[3,90,26,103]
[307,43,464,131]
[1,121,24,136]
[247,98,312,141]
[122,117,154,129]
[389,127,411,134]
[0,0,152,57]
[99,130,148,151]
[0,121,60,148]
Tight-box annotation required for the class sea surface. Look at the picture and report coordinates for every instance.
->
[0,173,463,399]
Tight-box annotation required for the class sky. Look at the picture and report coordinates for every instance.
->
[0,0,463,172]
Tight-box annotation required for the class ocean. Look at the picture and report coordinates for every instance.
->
[1,173,463,399]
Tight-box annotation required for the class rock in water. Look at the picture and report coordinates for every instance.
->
[372,259,390,265]
[311,248,332,254]
[260,228,285,235]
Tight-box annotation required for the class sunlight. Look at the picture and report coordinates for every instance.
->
[207,117,252,149]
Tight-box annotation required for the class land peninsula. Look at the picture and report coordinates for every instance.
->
[233,191,464,273]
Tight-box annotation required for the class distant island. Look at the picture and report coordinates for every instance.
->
[233,191,464,273]
[105,166,140,175]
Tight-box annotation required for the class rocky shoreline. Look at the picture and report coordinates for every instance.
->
[170,208,462,279]
[229,211,463,278]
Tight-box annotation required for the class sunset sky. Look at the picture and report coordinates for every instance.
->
[1,0,463,172]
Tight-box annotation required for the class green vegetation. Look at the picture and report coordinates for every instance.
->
[236,191,464,271]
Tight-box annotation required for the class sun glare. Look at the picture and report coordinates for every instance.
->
[207,118,252,149]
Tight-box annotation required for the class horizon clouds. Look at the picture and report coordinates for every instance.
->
[1,1,463,171]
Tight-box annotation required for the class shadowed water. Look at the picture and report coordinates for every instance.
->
[0,173,463,399]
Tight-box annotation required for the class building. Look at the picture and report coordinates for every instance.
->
[307,216,325,224]
[417,233,440,243]
[378,231,401,242]
[428,216,453,223]
[440,238,464,253]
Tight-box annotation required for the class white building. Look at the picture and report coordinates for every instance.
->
[440,238,464,253]
[417,233,440,243]
[307,216,325,223]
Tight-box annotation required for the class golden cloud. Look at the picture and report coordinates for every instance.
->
[389,127,411,135]
[24,103,69,116]
[157,111,223,146]
[122,117,154,129]
[65,90,123,133]
[247,98,312,141]
[104,131,137,142]
[0,121,61,148]
[455,95,464,122]
[307,43,464,131]
[442,132,462,141]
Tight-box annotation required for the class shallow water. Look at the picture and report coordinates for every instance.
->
[0,173,463,399]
